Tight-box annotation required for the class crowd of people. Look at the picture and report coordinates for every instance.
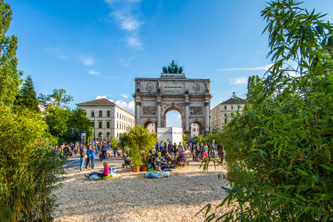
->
[57,140,225,174]
[56,141,120,171]
[145,141,225,171]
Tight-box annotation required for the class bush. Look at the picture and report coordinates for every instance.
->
[120,125,156,165]
[0,106,64,221]
[201,1,333,221]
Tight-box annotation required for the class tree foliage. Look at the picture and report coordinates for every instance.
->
[120,125,156,165]
[111,136,118,148]
[15,75,40,112]
[202,1,333,221]
[0,106,64,221]
[0,0,21,106]
[38,88,73,108]
[62,108,92,143]
[45,106,71,138]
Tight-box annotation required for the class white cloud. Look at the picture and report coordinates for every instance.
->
[80,56,95,66]
[230,77,248,85]
[115,100,135,113]
[88,70,99,76]
[126,35,143,49]
[104,0,143,49]
[113,10,142,31]
[96,95,114,103]
[217,64,273,72]
[121,94,129,99]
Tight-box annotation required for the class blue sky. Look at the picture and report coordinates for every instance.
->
[7,0,333,126]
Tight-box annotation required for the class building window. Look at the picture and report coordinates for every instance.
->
[91,111,94,117]
[107,110,110,117]
[107,122,110,128]
[91,121,94,127]
[224,106,227,110]
[225,119,227,124]
[99,110,102,117]
[107,132,110,138]
[224,113,227,117]
[231,106,233,110]
[117,122,118,129]
[99,122,102,128]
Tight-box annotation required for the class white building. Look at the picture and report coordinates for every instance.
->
[210,96,246,131]
[77,98,135,140]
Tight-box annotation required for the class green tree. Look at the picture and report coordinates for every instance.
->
[45,106,71,138]
[183,133,187,146]
[63,108,92,143]
[0,106,64,221]
[38,88,73,108]
[111,136,118,149]
[15,75,40,112]
[0,0,21,106]
[195,134,203,143]
[201,1,333,221]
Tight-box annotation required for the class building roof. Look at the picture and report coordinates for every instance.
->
[220,97,246,105]
[77,98,115,106]
[77,98,135,116]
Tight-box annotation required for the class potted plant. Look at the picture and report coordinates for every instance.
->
[132,158,141,172]
[129,145,142,172]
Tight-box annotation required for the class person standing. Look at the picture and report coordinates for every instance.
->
[203,143,209,161]
[91,146,96,169]
[219,144,225,162]
[178,142,183,153]
[159,141,164,152]
[173,143,178,156]
[155,142,159,153]
[80,145,86,171]
[85,146,92,169]
[167,141,173,155]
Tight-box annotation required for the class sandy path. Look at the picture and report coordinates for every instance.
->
[54,156,230,222]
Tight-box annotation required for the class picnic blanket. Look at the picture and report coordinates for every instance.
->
[145,170,170,179]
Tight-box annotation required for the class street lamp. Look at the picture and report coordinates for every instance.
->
[94,114,96,145]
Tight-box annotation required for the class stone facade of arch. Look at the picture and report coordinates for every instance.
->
[134,71,211,140]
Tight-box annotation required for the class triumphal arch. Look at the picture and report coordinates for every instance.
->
[134,61,211,138]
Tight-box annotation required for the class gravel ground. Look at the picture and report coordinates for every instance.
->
[54,156,232,222]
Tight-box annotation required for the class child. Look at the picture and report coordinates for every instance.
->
[85,162,110,179]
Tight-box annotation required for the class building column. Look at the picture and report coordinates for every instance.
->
[204,101,210,133]
[157,96,161,128]
[135,96,141,125]
[185,104,189,131]
[184,95,190,140]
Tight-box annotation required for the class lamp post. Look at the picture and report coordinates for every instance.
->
[94,114,96,146]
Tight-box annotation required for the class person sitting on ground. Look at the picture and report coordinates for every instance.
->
[164,152,172,164]
[85,162,110,179]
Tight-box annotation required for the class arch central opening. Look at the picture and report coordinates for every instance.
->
[190,121,202,140]
[165,110,182,128]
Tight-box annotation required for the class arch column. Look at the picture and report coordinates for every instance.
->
[204,100,210,133]
[157,96,161,128]
[135,96,141,125]
[185,95,190,139]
